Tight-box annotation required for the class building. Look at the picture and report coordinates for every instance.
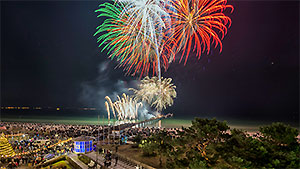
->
[73,136,94,153]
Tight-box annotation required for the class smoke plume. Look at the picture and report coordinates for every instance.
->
[79,61,154,120]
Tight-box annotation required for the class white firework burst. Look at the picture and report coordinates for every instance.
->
[130,76,176,112]
[105,93,143,121]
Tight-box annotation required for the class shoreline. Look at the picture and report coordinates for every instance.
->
[1,115,299,134]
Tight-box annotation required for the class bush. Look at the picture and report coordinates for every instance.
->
[78,154,91,165]
[132,134,143,148]
[51,160,72,169]
[139,139,157,157]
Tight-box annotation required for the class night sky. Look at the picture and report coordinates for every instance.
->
[1,1,299,122]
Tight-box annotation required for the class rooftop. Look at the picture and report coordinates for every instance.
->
[73,136,95,142]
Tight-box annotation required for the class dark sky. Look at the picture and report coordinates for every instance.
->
[1,1,299,122]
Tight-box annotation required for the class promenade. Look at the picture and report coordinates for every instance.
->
[67,152,137,169]
[85,152,136,169]
[68,153,88,169]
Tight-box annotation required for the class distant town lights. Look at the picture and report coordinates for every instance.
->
[1,106,35,109]
[1,106,97,110]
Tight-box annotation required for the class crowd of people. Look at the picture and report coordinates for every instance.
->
[123,126,182,140]
[0,122,96,168]
[0,121,178,168]
[1,135,73,168]
[0,122,106,139]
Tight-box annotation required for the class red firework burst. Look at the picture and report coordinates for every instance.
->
[166,0,234,65]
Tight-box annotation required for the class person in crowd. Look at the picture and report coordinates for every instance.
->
[114,154,118,166]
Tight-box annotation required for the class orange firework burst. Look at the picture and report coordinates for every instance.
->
[166,0,233,65]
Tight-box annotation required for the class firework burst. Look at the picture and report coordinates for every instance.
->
[95,1,174,78]
[105,93,143,121]
[130,76,177,112]
[166,0,233,65]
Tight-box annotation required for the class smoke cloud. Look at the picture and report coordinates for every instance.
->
[79,61,154,120]
[138,104,155,120]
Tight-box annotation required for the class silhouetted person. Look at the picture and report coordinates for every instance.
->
[104,160,108,167]
[114,154,118,166]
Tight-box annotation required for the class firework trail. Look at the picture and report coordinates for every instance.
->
[130,76,177,112]
[95,0,233,117]
[118,0,171,79]
[95,0,233,74]
[105,93,143,121]
[95,1,173,78]
[166,0,233,65]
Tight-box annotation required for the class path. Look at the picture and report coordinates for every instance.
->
[85,151,136,169]
[68,153,88,169]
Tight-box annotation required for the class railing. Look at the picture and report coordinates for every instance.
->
[98,147,156,169]
[116,152,156,169]
[33,155,67,169]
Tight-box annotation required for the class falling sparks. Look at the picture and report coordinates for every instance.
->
[95,0,174,78]
[105,93,143,121]
[166,0,233,65]
[95,0,233,76]
[130,76,177,112]
[95,0,234,118]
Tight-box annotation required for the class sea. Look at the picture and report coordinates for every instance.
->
[1,109,298,132]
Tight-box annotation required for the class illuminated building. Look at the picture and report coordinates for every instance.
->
[73,136,94,153]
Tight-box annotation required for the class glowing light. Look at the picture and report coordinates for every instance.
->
[166,0,233,65]
[95,0,173,78]
[130,76,176,112]
[0,133,16,157]
[105,93,143,121]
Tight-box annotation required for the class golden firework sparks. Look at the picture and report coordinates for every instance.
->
[105,93,143,121]
[130,76,176,112]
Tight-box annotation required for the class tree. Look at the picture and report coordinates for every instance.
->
[166,118,230,168]
[213,129,264,168]
[140,130,173,167]
[259,122,300,168]
[185,118,230,143]
[152,130,173,166]
[142,118,300,168]
[259,122,299,146]
[214,123,300,168]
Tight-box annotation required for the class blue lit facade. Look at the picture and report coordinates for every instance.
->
[73,137,93,153]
